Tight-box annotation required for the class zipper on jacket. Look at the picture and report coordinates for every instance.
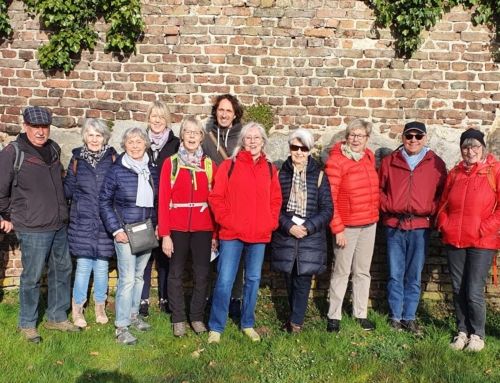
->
[187,170,194,231]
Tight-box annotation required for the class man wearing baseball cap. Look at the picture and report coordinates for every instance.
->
[0,106,80,343]
[378,121,447,336]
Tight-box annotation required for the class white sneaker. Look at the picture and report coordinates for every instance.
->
[450,332,468,350]
[465,334,484,352]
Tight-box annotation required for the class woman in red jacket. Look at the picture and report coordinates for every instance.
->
[207,122,282,344]
[438,128,500,352]
[325,119,380,333]
[158,117,217,337]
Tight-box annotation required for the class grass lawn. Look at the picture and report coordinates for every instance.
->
[1,288,500,383]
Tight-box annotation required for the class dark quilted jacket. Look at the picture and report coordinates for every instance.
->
[63,147,117,258]
[271,157,333,275]
[99,153,159,236]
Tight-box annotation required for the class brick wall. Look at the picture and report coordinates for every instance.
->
[1,0,500,305]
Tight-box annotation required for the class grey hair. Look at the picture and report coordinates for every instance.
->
[461,137,487,160]
[179,117,206,141]
[120,127,151,150]
[81,118,111,145]
[288,128,314,150]
[145,100,172,131]
[231,122,269,159]
[345,118,372,138]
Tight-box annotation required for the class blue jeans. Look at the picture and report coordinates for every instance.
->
[284,262,312,327]
[386,227,430,321]
[114,241,151,327]
[16,226,72,328]
[73,257,109,304]
[209,240,266,333]
[446,245,495,339]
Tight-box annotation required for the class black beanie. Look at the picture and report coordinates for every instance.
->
[460,129,486,147]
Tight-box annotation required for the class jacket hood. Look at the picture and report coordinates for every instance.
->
[457,153,499,173]
[71,146,117,160]
[236,149,269,164]
[208,121,243,138]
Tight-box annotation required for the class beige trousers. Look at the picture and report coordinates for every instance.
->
[327,223,377,320]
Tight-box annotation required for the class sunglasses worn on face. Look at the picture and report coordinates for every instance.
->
[404,133,425,140]
[290,144,309,152]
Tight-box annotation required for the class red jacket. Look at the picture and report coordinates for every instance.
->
[378,147,447,230]
[325,141,379,234]
[209,150,282,243]
[158,155,217,236]
[437,154,500,250]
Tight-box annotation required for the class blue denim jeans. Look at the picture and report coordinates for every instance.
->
[114,240,151,327]
[284,262,312,327]
[73,257,109,304]
[16,226,72,328]
[386,227,430,321]
[209,240,266,333]
[446,245,495,339]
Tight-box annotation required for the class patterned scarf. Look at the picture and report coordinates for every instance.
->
[148,128,171,162]
[341,143,365,162]
[80,144,110,168]
[287,162,308,217]
[178,142,203,168]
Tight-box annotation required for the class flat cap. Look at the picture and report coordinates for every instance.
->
[23,106,52,126]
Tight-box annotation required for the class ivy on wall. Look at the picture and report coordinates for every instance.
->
[0,0,144,72]
[366,0,500,58]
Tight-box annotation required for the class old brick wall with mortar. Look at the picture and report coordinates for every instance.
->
[1,0,500,307]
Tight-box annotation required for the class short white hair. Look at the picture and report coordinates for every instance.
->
[81,118,111,145]
[120,127,151,150]
[288,128,314,150]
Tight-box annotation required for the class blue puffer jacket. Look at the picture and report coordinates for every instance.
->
[271,157,333,275]
[64,147,117,258]
[99,153,159,236]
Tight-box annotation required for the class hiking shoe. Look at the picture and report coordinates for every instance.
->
[159,299,172,314]
[130,313,151,332]
[207,331,221,344]
[191,321,207,334]
[116,327,138,345]
[465,334,484,352]
[389,319,403,332]
[72,298,87,328]
[94,300,108,324]
[18,327,41,343]
[326,319,340,333]
[242,328,261,342]
[356,318,375,331]
[228,298,241,319]
[401,320,423,337]
[44,320,82,332]
[287,322,302,334]
[172,322,186,337]
[450,332,468,351]
[139,299,149,318]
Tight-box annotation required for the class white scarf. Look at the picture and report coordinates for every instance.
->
[121,153,154,207]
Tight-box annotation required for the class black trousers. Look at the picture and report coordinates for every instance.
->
[168,230,212,323]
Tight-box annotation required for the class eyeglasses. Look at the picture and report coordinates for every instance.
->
[461,145,482,153]
[289,144,310,152]
[348,134,368,140]
[183,130,201,137]
[244,136,262,142]
[404,133,425,140]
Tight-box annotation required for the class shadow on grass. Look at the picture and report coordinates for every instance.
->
[75,369,138,383]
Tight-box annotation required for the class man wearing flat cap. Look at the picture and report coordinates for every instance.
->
[378,121,447,336]
[0,106,80,343]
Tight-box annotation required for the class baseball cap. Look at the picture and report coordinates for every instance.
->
[23,106,52,126]
[403,121,426,134]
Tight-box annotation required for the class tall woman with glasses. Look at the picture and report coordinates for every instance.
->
[271,128,333,333]
[438,129,500,352]
[207,122,282,344]
[158,118,217,337]
[325,119,380,333]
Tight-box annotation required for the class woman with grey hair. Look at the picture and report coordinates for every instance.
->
[64,118,116,328]
[99,127,159,345]
[271,128,333,333]
[207,122,282,344]
[325,118,379,333]
[438,128,500,352]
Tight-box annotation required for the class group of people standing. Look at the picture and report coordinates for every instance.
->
[0,98,499,353]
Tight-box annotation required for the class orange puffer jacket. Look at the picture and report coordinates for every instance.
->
[437,153,500,250]
[325,141,380,234]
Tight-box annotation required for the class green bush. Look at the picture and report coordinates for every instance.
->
[243,103,275,135]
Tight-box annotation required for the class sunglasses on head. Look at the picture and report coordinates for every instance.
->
[289,144,309,152]
[404,133,425,140]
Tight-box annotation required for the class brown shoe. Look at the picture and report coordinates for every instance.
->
[280,320,290,332]
[72,298,87,328]
[191,321,207,334]
[287,322,302,334]
[172,322,186,337]
[18,327,41,343]
[44,320,82,332]
[95,297,109,324]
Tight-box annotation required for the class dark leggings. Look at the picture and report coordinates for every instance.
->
[141,241,170,301]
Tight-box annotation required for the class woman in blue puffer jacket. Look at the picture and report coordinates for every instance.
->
[99,127,159,345]
[271,128,333,333]
[64,118,117,328]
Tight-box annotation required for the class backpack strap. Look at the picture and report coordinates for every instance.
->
[170,154,180,189]
[228,159,273,180]
[204,157,213,191]
[317,170,323,188]
[208,131,229,160]
[11,141,24,187]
